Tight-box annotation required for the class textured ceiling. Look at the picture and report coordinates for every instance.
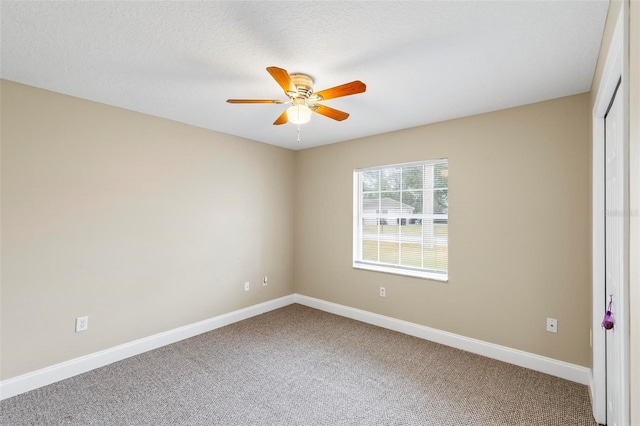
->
[1,1,608,150]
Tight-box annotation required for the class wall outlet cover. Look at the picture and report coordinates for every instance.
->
[75,316,88,333]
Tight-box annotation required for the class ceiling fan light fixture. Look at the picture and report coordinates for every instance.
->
[227,67,366,131]
[286,104,312,124]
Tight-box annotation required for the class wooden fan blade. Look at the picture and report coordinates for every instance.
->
[226,99,285,104]
[312,104,350,121]
[313,81,366,101]
[267,66,295,93]
[273,110,288,125]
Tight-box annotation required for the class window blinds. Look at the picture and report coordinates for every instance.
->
[355,159,448,279]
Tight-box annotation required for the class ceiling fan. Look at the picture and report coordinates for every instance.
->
[226,66,366,126]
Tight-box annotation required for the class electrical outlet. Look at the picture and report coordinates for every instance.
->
[244,282,250,292]
[379,287,386,298]
[263,276,268,286]
[75,316,88,333]
[546,318,558,333]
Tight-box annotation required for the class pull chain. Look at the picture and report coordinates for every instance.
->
[297,121,301,143]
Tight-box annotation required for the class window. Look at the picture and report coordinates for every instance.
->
[353,159,448,281]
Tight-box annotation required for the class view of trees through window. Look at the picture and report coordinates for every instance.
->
[355,160,448,277]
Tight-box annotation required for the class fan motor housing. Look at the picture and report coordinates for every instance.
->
[290,73,314,99]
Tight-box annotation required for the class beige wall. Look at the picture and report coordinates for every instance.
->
[0,48,606,382]
[294,94,592,367]
[0,80,296,379]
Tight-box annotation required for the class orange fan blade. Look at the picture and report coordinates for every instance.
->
[273,110,288,125]
[311,104,350,121]
[313,80,366,101]
[267,66,295,93]
[226,99,285,104]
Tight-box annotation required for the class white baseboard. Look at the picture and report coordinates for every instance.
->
[1,293,591,401]
[294,294,592,386]
[0,295,296,401]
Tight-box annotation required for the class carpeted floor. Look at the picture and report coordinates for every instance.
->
[1,304,597,425]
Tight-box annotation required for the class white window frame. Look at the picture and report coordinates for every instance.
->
[353,159,448,281]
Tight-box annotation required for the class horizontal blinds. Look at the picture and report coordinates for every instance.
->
[357,159,448,274]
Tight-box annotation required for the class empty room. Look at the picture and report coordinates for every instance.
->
[1,1,638,425]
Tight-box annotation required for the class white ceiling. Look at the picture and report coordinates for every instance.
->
[1,1,609,150]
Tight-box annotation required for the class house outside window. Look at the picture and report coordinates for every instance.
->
[353,159,448,281]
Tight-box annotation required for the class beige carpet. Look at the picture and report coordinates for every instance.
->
[0,304,597,425]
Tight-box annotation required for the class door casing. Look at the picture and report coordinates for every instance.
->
[592,4,629,425]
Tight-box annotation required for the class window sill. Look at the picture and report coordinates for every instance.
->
[353,262,448,282]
